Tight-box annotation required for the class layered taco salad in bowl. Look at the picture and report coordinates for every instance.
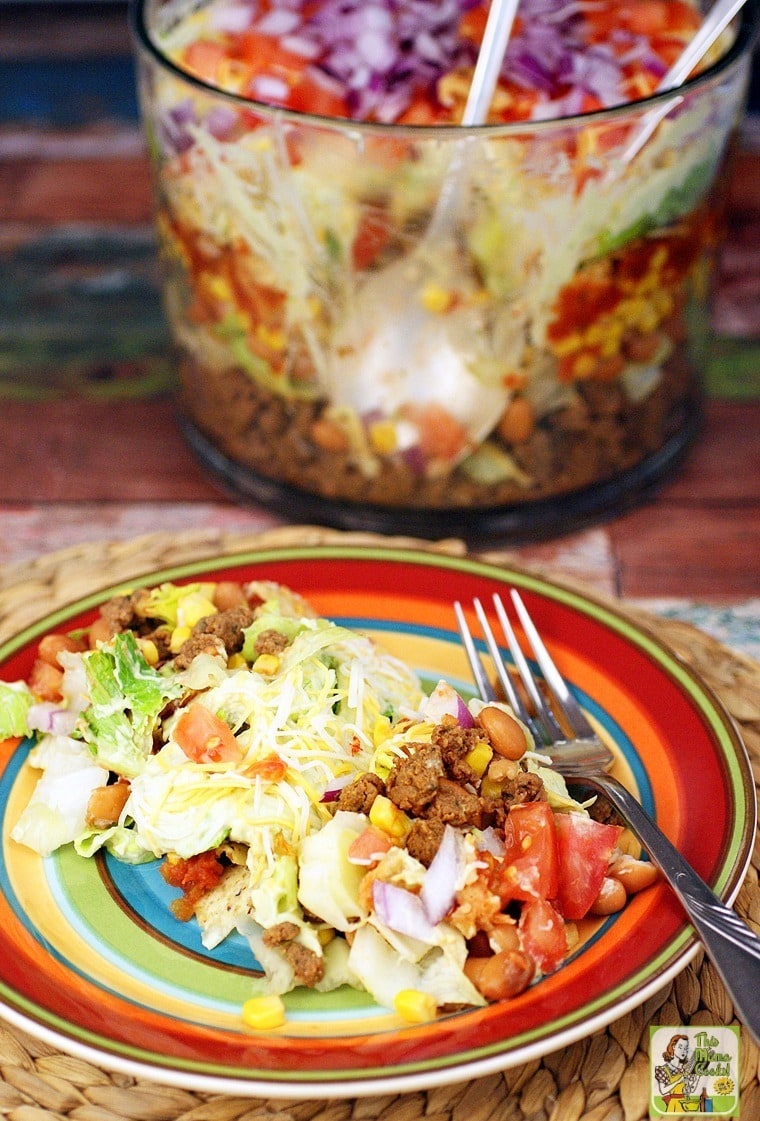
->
[131,0,758,535]
[4,576,660,1027]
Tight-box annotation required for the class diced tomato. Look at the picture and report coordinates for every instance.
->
[287,76,349,119]
[238,31,305,85]
[173,703,243,764]
[499,801,559,904]
[555,813,622,920]
[458,5,489,45]
[348,825,393,865]
[182,40,228,85]
[519,897,567,974]
[246,753,288,783]
[352,212,392,271]
[396,92,448,126]
[407,404,468,463]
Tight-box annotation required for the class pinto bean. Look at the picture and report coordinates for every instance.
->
[488,924,520,954]
[476,705,528,760]
[464,949,535,1002]
[86,782,131,830]
[497,397,535,445]
[88,616,117,648]
[37,633,87,667]
[212,581,248,611]
[610,854,658,894]
[29,659,63,702]
[589,876,627,915]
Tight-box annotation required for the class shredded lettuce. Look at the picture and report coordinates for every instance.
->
[0,680,34,739]
[80,632,183,778]
[139,582,217,628]
[11,736,109,856]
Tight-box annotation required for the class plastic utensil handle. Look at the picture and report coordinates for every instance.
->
[427,0,519,241]
[622,0,749,163]
[657,0,748,90]
[462,0,521,126]
[591,772,760,1044]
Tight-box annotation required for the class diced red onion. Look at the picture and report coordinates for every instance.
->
[372,879,436,941]
[255,8,302,36]
[26,702,79,737]
[281,35,323,60]
[420,824,465,924]
[477,826,506,858]
[422,680,475,728]
[209,3,255,34]
[320,773,354,802]
[251,75,291,102]
[205,105,239,140]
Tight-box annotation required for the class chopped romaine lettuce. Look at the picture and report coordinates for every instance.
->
[11,736,109,856]
[80,632,183,777]
[0,680,34,739]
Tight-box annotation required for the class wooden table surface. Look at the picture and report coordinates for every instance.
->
[0,3,758,613]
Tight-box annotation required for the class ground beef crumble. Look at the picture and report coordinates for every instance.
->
[194,604,256,653]
[386,743,446,811]
[335,772,385,814]
[263,921,324,987]
[336,719,545,867]
[253,628,291,656]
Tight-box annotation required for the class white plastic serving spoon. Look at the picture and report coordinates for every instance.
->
[324,0,522,468]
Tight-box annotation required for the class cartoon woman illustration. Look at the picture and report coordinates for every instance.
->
[654,1034,705,1113]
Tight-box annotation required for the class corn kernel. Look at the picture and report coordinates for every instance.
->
[599,321,625,358]
[584,321,609,348]
[305,295,322,319]
[137,638,159,666]
[369,795,410,844]
[571,351,598,379]
[464,741,493,778]
[372,715,393,747]
[216,58,253,92]
[178,593,218,629]
[636,307,659,334]
[369,420,398,456]
[255,324,287,352]
[203,274,234,304]
[619,296,647,327]
[420,284,454,314]
[394,989,438,1023]
[170,625,192,654]
[652,289,674,318]
[549,332,584,358]
[242,995,286,1031]
[253,653,280,676]
[480,776,503,798]
[228,652,247,670]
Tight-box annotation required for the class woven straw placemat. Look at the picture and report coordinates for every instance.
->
[0,526,757,1121]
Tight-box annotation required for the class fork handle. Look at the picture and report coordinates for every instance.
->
[583,773,760,1045]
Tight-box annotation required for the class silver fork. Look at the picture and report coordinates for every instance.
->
[455,590,760,1045]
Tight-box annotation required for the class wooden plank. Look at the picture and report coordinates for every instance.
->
[0,396,219,501]
[609,505,759,599]
[0,153,153,224]
[661,400,760,501]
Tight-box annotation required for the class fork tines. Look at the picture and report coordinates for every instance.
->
[455,590,597,750]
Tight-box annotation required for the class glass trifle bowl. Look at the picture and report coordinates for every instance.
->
[131,0,758,540]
